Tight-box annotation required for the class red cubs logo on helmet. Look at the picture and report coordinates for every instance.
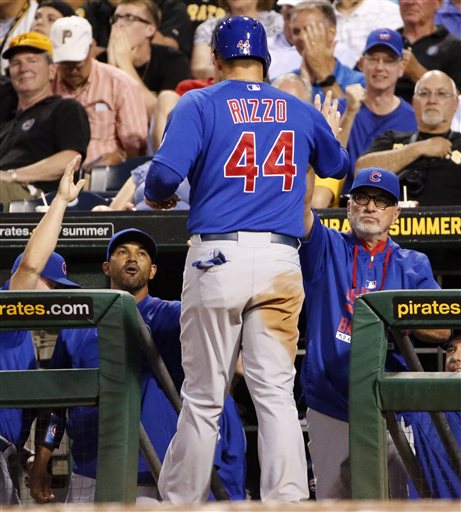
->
[369,170,382,183]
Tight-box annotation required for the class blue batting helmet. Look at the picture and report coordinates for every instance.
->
[212,16,272,76]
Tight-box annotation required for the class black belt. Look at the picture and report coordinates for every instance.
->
[200,232,299,249]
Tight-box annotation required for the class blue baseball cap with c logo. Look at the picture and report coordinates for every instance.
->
[349,168,400,202]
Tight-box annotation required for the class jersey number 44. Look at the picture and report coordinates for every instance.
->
[224,131,297,193]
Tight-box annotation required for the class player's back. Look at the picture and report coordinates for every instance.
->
[155,79,347,238]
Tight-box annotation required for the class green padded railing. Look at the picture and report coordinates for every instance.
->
[349,290,461,499]
[0,290,142,503]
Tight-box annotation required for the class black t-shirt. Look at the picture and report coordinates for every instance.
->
[0,95,90,192]
[0,76,17,126]
[76,0,115,49]
[155,0,194,56]
[182,0,225,32]
[396,25,461,103]
[135,44,191,93]
[364,129,461,206]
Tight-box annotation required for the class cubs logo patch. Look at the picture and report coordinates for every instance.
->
[369,170,382,183]
[62,261,67,275]
[22,119,35,131]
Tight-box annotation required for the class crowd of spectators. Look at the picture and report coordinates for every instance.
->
[0,0,460,210]
[0,0,460,505]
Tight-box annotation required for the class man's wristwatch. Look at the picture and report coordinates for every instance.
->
[313,75,336,87]
[7,169,18,182]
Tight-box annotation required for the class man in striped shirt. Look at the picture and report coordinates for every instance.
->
[51,15,148,166]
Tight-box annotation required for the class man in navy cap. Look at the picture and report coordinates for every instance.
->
[29,227,246,504]
[299,166,450,499]
[0,155,83,505]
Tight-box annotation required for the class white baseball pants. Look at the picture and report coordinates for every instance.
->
[307,408,410,499]
[158,232,309,503]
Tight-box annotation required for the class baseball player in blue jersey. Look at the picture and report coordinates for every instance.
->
[29,228,246,504]
[300,166,450,499]
[144,15,350,503]
[0,156,83,505]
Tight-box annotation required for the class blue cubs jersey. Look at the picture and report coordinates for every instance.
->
[150,79,350,237]
[0,283,37,447]
[401,411,461,498]
[299,213,439,422]
[49,295,246,498]
[338,98,417,193]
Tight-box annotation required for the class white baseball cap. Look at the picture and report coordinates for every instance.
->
[277,0,311,6]
[50,15,92,63]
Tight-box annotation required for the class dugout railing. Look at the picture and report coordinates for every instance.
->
[349,289,461,499]
[0,290,142,503]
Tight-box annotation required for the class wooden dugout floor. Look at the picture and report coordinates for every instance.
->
[8,502,461,512]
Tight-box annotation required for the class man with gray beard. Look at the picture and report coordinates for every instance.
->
[356,70,461,206]
[298,166,450,499]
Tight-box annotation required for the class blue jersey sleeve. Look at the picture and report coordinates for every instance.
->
[144,161,184,203]
[299,212,328,285]
[152,92,204,178]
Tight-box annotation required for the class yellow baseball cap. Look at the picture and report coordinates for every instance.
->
[3,32,53,59]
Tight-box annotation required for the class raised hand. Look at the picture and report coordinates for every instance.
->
[314,90,341,137]
[56,155,85,204]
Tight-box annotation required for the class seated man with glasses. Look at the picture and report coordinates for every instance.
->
[299,166,450,499]
[105,0,190,116]
[313,28,418,207]
[356,70,461,206]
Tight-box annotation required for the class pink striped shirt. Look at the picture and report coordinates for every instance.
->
[53,60,148,164]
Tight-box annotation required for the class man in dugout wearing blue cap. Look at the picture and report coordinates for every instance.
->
[0,155,83,505]
[299,166,451,499]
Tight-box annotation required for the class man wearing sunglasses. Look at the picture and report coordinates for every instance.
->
[299,166,450,499]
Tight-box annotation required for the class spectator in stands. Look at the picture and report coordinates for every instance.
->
[267,0,303,82]
[0,156,82,506]
[333,0,403,70]
[77,0,193,57]
[0,74,17,125]
[289,1,365,101]
[319,28,417,204]
[29,228,246,503]
[0,32,90,211]
[185,0,225,32]
[0,0,38,74]
[436,0,461,38]
[1,1,74,116]
[106,0,190,116]
[300,160,450,499]
[356,70,461,206]
[30,0,75,37]
[152,0,194,56]
[50,16,148,166]
[396,0,461,103]
[75,0,115,51]
[191,0,282,79]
